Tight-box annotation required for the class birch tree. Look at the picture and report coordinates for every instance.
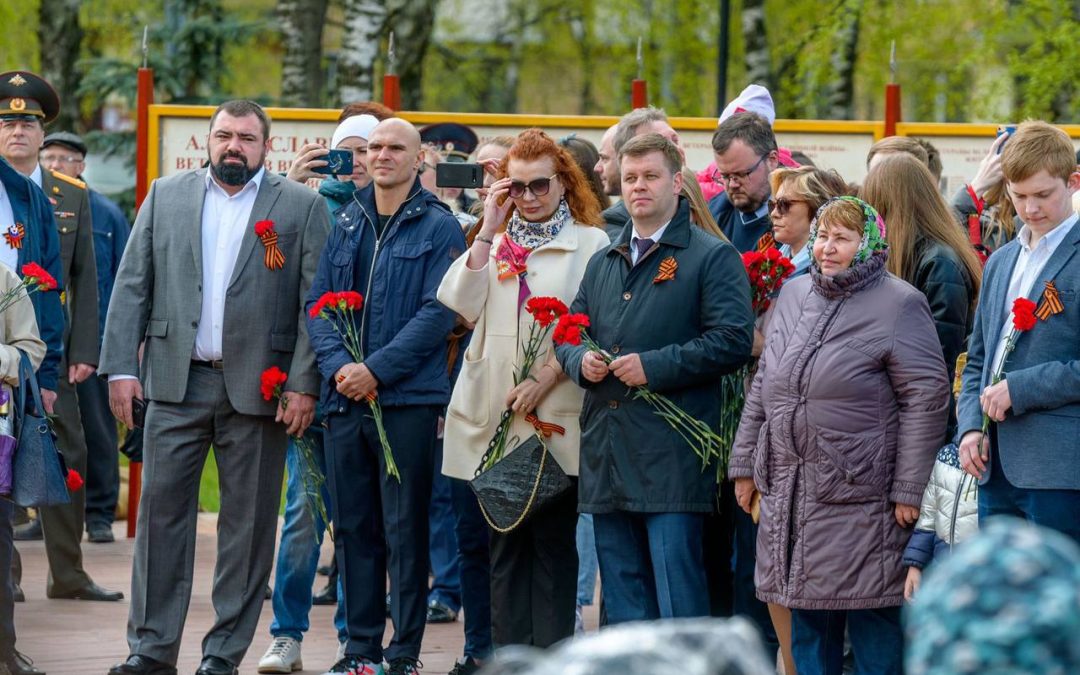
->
[278,0,329,107]
[338,0,386,105]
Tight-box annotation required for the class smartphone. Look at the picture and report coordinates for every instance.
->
[313,148,354,176]
[131,397,147,430]
[436,162,484,189]
[996,125,1016,154]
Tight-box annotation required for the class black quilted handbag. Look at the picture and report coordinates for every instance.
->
[469,423,571,533]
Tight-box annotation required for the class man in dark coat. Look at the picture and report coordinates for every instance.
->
[557,134,753,624]
[708,112,779,253]
[40,131,131,544]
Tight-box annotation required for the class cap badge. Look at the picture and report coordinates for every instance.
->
[8,74,27,86]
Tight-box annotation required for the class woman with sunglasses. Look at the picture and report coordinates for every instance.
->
[438,129,608,656]
[768,167,851,279]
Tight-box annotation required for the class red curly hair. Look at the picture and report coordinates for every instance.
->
[500,129,603,227]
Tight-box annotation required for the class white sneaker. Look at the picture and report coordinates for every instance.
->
[258,636,303,673]
[574,604,585,635]
[336,641,347,662]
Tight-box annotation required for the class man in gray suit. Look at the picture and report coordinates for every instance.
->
[99,100,330,675]
[959,120,1080,543]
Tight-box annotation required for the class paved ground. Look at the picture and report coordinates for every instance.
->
[14,514,601,675]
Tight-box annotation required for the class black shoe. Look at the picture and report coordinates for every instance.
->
[387,658,422,675]
[194,656,237,675]
[107,654,177,675]
[12,519,41,541]
[425,599,457,624]
[447,657,481,675]
[6,651,44,675]
[47,581,123,601]
[11,582,23,603]
[264,584,272,600]
[316,564,332,576]
[312,579,337,605]
[87,523,115,543]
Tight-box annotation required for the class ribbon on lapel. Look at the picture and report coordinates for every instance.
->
[524,413,565,438]
[255,219,286,271]
[1034,280,1064,321]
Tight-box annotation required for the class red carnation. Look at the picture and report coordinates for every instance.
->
[66,469,84,492]
[260,366,288,401]
[255,219,275,237]
[553,313,590,346]
[526,296,569,328]
[336,291,364,311]
[764,247,781,262]
[308,291,338,319]
[21,262,57,291]
[1012,297,1038,332]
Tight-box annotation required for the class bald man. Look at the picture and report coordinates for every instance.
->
[305,118,466,675]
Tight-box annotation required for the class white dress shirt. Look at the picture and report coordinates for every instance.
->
[28,164,43,189]
[193,168,265,361]
[630,220,671,265]
[991,213,1078,374]
[0,180,17,272]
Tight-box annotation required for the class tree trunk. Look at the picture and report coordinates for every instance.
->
[38,0,84,131]
[825,0,862,119]
[741,0,770,89]
[278,0,329,107]
[338,0,386,105]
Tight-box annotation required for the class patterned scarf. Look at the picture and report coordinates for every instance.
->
[808,195,888,271]
[495,199,572,282]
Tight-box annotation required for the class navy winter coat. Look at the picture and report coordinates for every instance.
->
[306,177,466,411]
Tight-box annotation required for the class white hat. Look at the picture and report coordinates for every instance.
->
[331,114,379,148]
[719,85,776,126]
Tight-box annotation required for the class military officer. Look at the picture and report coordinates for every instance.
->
[0,70,122,603]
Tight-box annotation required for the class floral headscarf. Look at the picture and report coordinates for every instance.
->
[807,196,887,270]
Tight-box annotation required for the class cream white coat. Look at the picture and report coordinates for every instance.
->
[437,222,610,480]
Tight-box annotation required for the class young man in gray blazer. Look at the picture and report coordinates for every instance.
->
[99,100,330,675]
[958,120,1080,543]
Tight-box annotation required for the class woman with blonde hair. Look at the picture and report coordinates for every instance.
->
[438,128,608,652]
[861,153,982,443]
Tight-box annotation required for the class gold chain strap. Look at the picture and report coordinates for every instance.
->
[477,436,548,534]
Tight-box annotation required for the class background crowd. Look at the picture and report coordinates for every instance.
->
[0,68,1078,675]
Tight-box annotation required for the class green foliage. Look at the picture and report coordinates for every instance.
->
[0,2,39,70]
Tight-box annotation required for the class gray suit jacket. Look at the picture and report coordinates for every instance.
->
[958,219,1080,489]
[100,169,330,416]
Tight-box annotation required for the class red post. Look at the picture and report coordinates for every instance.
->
[129,65,153,538]
[383,75,401,111]
[631,80,648,109]
[884,82,901,137]
[135,67,153,209]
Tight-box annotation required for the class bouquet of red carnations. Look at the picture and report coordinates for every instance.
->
[481,297,569,471]
[553,313,730,479]
[310,291,398,481]
[261,366,332,541]
[0,263,57,314]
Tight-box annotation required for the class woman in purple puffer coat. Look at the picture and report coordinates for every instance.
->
[730,197,949,675]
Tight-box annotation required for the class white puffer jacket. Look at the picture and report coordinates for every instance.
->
[902,444,980,569]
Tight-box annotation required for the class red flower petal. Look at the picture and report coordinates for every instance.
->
[66,469,84,492]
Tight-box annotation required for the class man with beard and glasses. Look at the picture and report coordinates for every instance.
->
[100,100,330,675]
[707,112,780,254]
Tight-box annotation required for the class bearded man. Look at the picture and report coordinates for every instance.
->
[99,100,330,675]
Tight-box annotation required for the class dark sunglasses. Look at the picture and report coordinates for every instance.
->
[768,197,808,216]
[508,174,558,198]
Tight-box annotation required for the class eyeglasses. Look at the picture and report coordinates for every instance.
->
[40,154,84,164]
[713,155,767,185]
[768,197,808,216]
[508,174,558,198]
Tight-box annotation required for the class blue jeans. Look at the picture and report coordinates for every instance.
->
[428,439,462,612]
[575,514,598,606]
[270,435,346,642]
[980,444,1080,544]
[449,478,492,659]
[593,511,709,624]
[791,606,902,675]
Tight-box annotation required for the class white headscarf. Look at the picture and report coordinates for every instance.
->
[331,114,379,149]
